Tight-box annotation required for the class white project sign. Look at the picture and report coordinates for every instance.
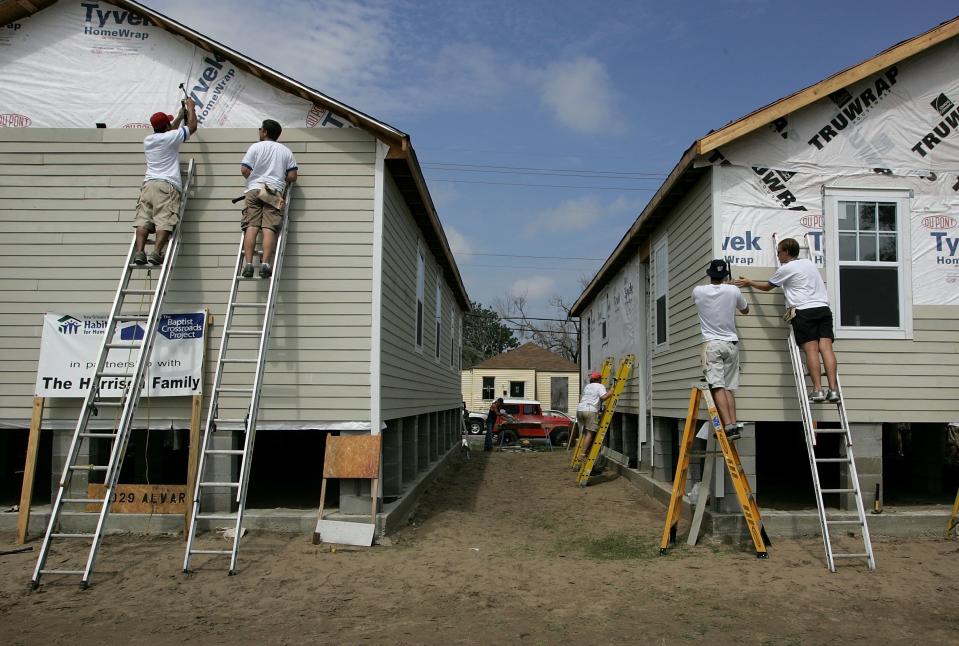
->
[35,312,205,398]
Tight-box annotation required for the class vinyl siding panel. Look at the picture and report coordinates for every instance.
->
[650,173,714,418]
[0,127,375,426]
[379,173,464,418]
[461,369,537,412]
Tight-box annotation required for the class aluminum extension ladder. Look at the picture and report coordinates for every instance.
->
[184,188,293,575]
[659,383,770,558]
[786,327,876,571]
[32,160,196,589]
[575,355,634,486]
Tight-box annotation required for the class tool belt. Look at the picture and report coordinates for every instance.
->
[257,185,286,210]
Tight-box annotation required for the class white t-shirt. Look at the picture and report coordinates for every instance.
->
[769,258,830,309]
[143,126,189,189]
[241,140,298,192]
[577,382,608,413]
[692,283,747,341]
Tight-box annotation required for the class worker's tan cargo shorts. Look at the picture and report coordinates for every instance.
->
[702,339,740,390]
[241,189,284,232]
[133,180,181,232]
[577,410,599,433]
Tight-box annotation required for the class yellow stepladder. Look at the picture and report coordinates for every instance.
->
[568,357,613,467]
[575,355,634,486]
[659,383,770,558]
[947,486,959,539]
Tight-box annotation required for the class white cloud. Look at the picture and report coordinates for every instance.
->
[524,195,643,237]
[538,57,622,134]
[509,275,557,302]
[444,225,473,261]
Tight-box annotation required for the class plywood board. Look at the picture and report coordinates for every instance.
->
[87,484,187,513]
[323,435,381,479]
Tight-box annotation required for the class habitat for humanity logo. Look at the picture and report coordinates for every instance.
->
[158,313,204,340]
[120,323,145,341]
[57,315,81,334]
[80,2,151,40]
[910,92,959,159]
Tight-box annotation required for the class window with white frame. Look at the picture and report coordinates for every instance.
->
[824,188,912,338]
[434,282,442,360]
[449,302,455,367]
[653,236,669,349]
[601,293,608,340]
[482,376,495,400]
[415,248,425,349]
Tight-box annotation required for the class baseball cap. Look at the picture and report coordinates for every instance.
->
[706,259,730,280]
[589,371,602,380]
[149,112,174,130]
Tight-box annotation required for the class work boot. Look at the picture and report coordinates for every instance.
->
[724,423,741,441]
[148,250,164,266]
[133,251,147,266]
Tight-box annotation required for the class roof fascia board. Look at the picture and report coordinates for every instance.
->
[0,0,58,24]
[571,144,698,316]
[698,16,959,155]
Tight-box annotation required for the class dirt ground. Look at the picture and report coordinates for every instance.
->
[1,447,958,645]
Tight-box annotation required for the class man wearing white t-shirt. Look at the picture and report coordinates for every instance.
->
[576,371,613,462]
[239,119,298,279]
[693,259,749,441]
[133,98,197,266]
[736,237,840,403]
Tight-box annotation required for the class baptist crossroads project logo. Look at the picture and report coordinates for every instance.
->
[80,2,151,40]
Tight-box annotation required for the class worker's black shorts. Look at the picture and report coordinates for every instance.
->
[791,306,834,346]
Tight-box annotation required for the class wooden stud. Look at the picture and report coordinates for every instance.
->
[16,397,44,545]
[184,393,202,539]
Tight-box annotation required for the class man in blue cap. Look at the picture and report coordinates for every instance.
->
[693,259,749,440]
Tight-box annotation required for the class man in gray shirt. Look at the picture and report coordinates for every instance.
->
[692,259,749,440]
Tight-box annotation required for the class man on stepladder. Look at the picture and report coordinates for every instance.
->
[576,371,613,462]
[240,119,298,279]
[133,98,198,265]
[735,237,840,404]
[692,259,749,441]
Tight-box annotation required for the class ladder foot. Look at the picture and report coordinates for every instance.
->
[182,568,192,575]
[756,552,769,559]
[659,548,669,556]
[29,580,39,591]
[79,581,90,590]
[228,570,237,576]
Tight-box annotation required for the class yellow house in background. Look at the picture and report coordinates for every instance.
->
[461,343,580,414]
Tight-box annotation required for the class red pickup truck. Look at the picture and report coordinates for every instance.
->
[492,399,573,446]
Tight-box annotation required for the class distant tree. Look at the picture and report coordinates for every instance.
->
[462,301,519,368]
[497,294,579,364]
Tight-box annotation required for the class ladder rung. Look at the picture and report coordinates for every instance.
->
[105,342,142,349]
[51,533,95,539]
[825,519,862,525]
[199,481,240,488]
[813,429,848,434]
[216,387,253,393]
[815,458,851,463]
[205,449,245,455]
[69,465,109,471]
[39,569,86,575]
[188,549,233,555]
[62,498,104,505]
[116,314,149,321]
[820,488,857,494]
[213,418,246,424]
[79,432,118,439]
[97,370,133,378]
[833,553,870,559]
[91,400,124,407]
[233,303,267,308]
[196,513,238,520]
[122,288,156,296]
[127,263,156,269]
[222,359,258,364]
[225,329,262,336]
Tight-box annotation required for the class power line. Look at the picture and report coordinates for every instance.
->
[427,177,659,191]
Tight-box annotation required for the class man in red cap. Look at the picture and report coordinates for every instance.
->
[132,98,198,265]
[576,370,613,462]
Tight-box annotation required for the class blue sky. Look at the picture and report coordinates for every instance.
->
[150,0,957,317]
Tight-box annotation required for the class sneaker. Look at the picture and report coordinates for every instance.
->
[809,389,827,403]
[148,250,164,266]
[241,264,254,279]
[259,263,272,279]
[133,250,147,266]
[724,424,741,441]
[827,389,841,403]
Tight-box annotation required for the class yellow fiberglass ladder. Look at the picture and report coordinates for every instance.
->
[575,355,633,486]
[659,383,770,558]
[568,357,613,465]
[32,160,196,589]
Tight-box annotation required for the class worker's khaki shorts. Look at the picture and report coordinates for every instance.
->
[577,410,599,433]
[133,180,181,232]
[241,190,283,232]
[702,340,740,390]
